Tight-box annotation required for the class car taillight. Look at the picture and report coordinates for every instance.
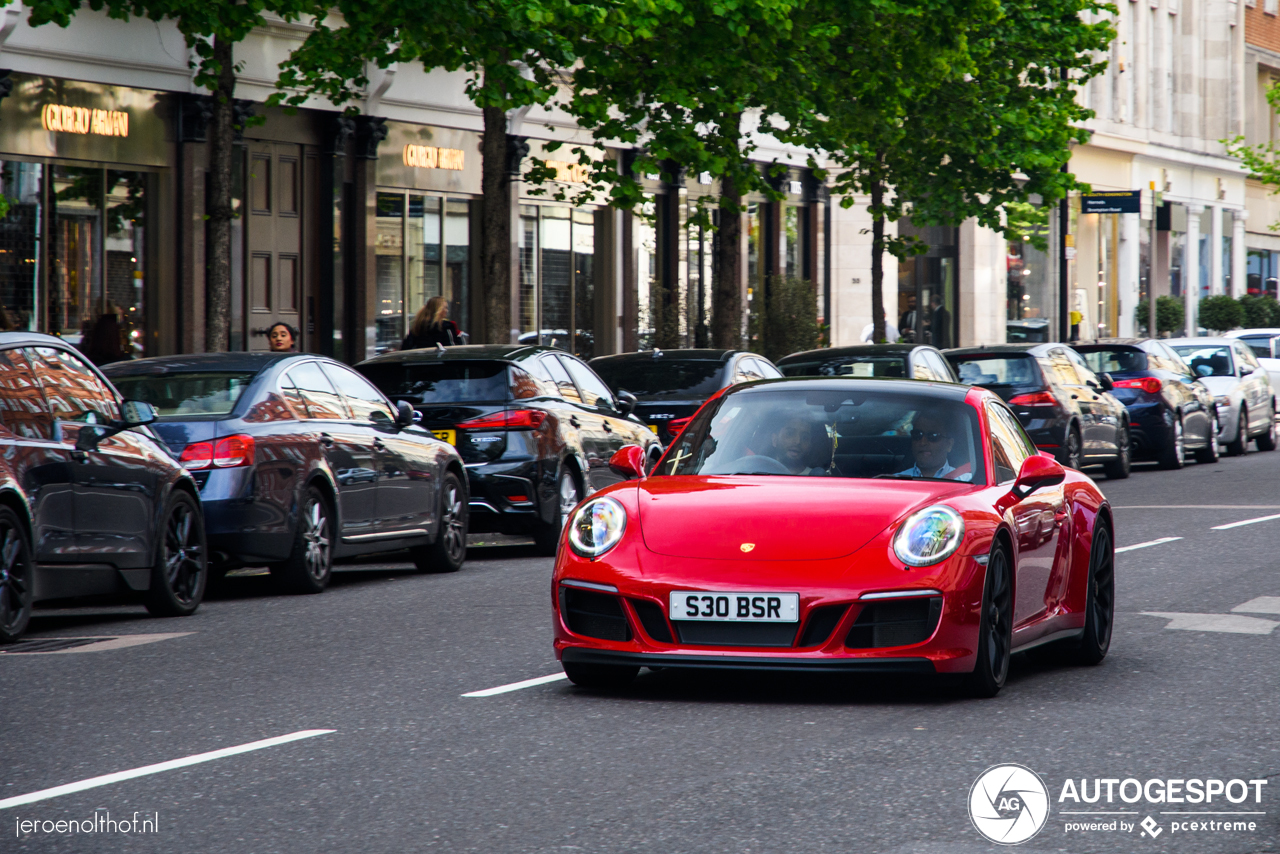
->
[179,441,213,470]
[1112,377,1162,394]
[1009,392,1057,406]
[213,434,255,467]
[666,416,693,436]
[457,409,548,430]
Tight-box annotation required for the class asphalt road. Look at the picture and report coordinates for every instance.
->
[2,450,1278,854]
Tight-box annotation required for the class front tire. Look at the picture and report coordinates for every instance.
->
[1157,414,1184,470]
[0,508,33,643]
[144,491,207,617]
[534,466,580,556]
[1070,523,1115,666]
[410,471,467,573]
[272,486,333,594]
[1103,423,1131,480]
[1226,407,1248,456]
[1255,406,1277,452]
[965,541,1013,698]
[563,661,639,689]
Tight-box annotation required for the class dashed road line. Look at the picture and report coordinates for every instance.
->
[1139,612,1279,634]
[1232,596,1280,615]
[462,673,567,698]
[1211,513,1280,530]
[0,730,335,810]
[1115,537,1182,554]
[0,633,193,655]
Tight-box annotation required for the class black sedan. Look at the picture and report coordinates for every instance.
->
[775,344,959,383]
[946,343,1131,478]
[105,353,468,593]
[1071,339,1218,468]
[357,345,663,555]
[0,333,207,642]
[588,349,782,443]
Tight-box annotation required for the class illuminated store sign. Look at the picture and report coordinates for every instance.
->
[403,144,464,170]
[546,160,590,184]
[40,104,130,137]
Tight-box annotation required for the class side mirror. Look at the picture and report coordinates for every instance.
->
[394,400,419,429]
[1011,454,1066,499]
[1097,372,1114,392]
[608,444,647,480]
[121,399,157,427]
[617,389,638,418]
[74,424,105,452]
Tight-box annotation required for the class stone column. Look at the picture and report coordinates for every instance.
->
[1232,210,1249,298]
[1210,205,1224,296]
[1186,204,1204,337]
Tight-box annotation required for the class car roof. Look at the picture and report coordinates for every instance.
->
[0,331,86,349]
[357,344,561,366]
[1073,339,1147,349]
[589,349,746,365]
[726,376,973,403]
[101,352,302,377]
[1164,337,1241,347]
[777,344,922,363]
[1226,328,1280,336]
[945,343,1057,357]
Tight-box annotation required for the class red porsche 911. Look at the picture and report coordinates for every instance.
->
[551,378,1115,697]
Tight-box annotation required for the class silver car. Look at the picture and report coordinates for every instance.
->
[1167,337,1277,455]
[1224,328,1280,393]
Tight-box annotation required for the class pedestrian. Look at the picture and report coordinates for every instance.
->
[860,319,901,343]
[267,322,299,352]
[402,296,463,350]
[82,312,128,366]
[929,294,951,349]
[898,295,917,343]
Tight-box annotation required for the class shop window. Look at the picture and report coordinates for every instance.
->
[784,205,806,279]
[375,192,405,353]
[0,162,42,333]
[445,198,471,333]
[517,203,598,357]
[1247,249,1278,298]
[635,196,658,349]
[897,220,957,347]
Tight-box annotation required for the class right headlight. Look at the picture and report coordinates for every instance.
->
[567,496,628,558]
[892,505,965,567]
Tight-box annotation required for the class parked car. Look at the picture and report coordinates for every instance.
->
[1006,319,1051,343]
[945,343,1131,477]
[776,344,959,383]
[105,353,468,593]
[1070,339,1219,468]
[357,345,663,554]
[0,333,208,642]
[589,349,782,443]
[1165,338,1277,455]
[1223,328,1280,392]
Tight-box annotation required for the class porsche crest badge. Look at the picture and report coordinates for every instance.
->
[740,543,755,553]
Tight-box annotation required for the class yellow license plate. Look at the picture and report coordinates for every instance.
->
[431,429,457,445]
[649,425,659,433]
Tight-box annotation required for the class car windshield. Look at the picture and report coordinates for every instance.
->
[110,371,257,418]
[1075,348,1146,374]
[1170,346,1233,377]
[780,355,909,378]
[658,387,986,484]
[358,361,510,404]
[949,355,1038,386]
[590,359,723,397]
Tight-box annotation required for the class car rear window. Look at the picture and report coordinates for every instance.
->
[1074,348,1146,374]
[780,355,909,378]
[590,359,723,397]
[110,372,257,418]
[949,355,1039,386]
[358,361,511,404]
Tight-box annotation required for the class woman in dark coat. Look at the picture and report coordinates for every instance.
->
[402,296,463,349]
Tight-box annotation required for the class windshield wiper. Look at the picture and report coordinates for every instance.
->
[873,473,917,480]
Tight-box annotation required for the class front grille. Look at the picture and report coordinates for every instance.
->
[630,599,673,643]
[845,597,943,649]
[673,621,798,647]
[0,637,103,654]
[562,588,631,642]
[797,605,849,647]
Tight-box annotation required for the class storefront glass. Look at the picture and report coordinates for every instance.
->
[518,203,598,356]
[897,220,957,347]
[0,162,41,331]
[1247,249,1278,298]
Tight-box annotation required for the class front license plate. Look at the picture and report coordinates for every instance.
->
[431,429,456,445]
[669,591,800,622]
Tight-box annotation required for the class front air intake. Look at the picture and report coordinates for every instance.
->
[845,597,943,649]
[562,588,631,642]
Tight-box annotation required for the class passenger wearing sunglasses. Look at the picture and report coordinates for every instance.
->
[896,411,972,481]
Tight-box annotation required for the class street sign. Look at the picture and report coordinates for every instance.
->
[1082,191,1141,214]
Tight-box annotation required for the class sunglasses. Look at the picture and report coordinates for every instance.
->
[910,429,950,442]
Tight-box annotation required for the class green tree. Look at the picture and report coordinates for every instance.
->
[1134,295,1185,336]
[1198,294,1244,334]
[1239,294,1280,328]
[25,0,310,351]
[1227,81,1280,231]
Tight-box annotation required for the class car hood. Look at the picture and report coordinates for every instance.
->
[636,475,971,561]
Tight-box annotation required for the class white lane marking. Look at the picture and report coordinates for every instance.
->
[1115,537,1182,554]
[462,673,567,697]
[1232,596,1280,615]
[1211,513,1280,530]
[0,633,193,655]
[0,729,335,810]
[1139,612,1279,634]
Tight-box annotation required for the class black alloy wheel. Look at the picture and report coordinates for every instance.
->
[1158,414,1185,470]
[563,661,640,689]
[1060,426,1083,471]
[411,471,467,573]
[272,486,333,594]
[1194,411,1220,464]
[1071,523,1115,666]
[1255,406,1277,452]
[0,507,33,643]
[1226,407,1248,457]
[966,542,1013,698]
[145,491,207,617]
[534,466,580,556]
[1103,423,1131,480]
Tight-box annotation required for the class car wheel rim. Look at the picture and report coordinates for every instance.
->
[0,523,29,633]
[163,502,203,607]
[303,498,331,581]
[1067,431,1081,469]
[558,472,579,529]
[441,482,465,562]
[1173,419,1183,463]
[1090,526,1115,651]
[986,549,1012,682]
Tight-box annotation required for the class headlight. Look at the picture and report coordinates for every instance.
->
[892,505,965,567]
[568,496,628,558]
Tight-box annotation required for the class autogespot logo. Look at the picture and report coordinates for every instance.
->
[969,764,1051,845]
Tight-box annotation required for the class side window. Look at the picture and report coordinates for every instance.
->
[1237,344,1260,370]
[0,348,53,439]
[911,356,935,381]
[278,374,309,418]
[322,364,395,423]
[987,403,1030,484]
[1064,347,1100,385]
[509,366,543,400]
[28,347,120,422]
[927,351,956,381]
[541,356,581,403]
[753,358,783,379]
[734,358,763,384]
[560,357,616,410]
[286,362,348,419]
[1049,350,1082,386]
[1161,343,1194,378]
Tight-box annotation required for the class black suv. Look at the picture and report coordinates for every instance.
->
[0,333,206,642]
[357,345,663,553]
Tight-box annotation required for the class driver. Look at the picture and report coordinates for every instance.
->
[897,410,972,481]
[768,413,826,475]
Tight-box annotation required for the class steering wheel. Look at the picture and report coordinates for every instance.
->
[717,454,794,475]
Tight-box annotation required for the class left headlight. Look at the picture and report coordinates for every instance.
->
[892,505,965,567]
[568,496,628,558]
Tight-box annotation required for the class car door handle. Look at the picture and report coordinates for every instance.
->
[373,439,385,450]
[1070,394,1078,400]
[602,421,613,433]
[319,433,335,447]
[569,416,581,428]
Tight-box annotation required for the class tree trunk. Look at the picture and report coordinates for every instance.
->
[481,103,512,344]
[870,168,886,344]
[205,36,235,353]
[712,113,743,349]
